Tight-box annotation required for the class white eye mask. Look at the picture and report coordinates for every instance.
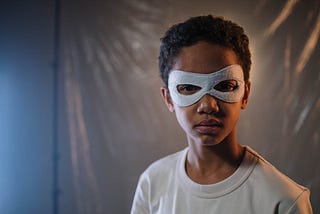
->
[168,64,245,107]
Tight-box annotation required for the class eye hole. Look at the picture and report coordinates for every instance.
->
[177,84,201,95]
[214,80,238,92]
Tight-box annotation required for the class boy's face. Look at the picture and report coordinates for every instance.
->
[161,41,250,146]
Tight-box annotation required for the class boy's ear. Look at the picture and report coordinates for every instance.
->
[161,87,175,112]
[241,81,251,109]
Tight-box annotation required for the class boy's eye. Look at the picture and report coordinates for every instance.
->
[177,84,201,95]
[214,80,238,92]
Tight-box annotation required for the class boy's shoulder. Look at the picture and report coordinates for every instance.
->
[245,146,309,200]
[137,148,188,189]
[141,148,187,178]
[245,147,312,212]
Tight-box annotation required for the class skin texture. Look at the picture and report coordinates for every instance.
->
[161,41,251,184]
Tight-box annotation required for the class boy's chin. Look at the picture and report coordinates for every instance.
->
[194,135,224,146]
[201,141,222,147]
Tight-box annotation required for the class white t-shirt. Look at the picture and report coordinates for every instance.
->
[131,146,312,214]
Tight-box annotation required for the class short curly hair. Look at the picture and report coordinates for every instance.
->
[159,15,251,87]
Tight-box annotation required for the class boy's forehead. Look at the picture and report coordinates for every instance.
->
[171,41,239,74]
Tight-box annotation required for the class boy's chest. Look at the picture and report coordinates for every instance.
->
[149,181,279,214]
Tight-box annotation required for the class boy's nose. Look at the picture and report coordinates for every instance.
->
[196,94,219,114]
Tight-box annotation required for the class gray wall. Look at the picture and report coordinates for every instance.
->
[1,0,319,213]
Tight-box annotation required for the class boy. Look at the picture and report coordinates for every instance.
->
[131,15,312,214]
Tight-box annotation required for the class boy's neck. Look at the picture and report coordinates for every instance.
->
[185,136,245,185]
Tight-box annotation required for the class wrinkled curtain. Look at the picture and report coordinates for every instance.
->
[59,0,320,213]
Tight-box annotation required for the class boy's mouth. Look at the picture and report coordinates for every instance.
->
[194,119,222,134]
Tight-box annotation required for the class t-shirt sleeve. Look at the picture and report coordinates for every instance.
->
[130,174,150,214]
[282,189,313,214]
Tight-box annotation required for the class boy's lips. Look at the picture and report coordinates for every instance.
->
[196,119,222,126]
[194,119,222,134]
